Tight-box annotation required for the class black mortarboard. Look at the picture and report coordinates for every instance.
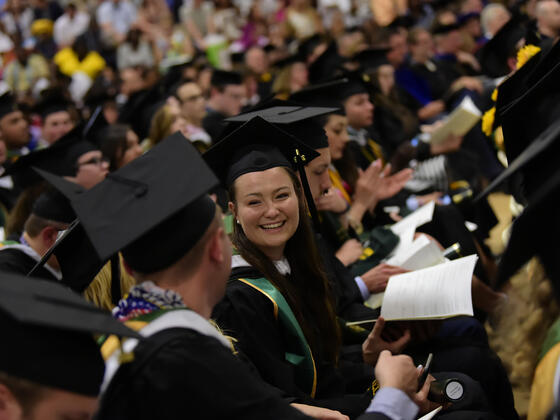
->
[290,78,349,110]
[225,102,338,150]
[28,169,107,293]
[352,47,391,72]
[0,273,138,395]
[496,38,560,115]
[308,41,344,83]
[431,22,461,35]
[457,12,480,26]
[7,126,97,189]
[297,34,325,60]
[0,91,18,120]
[118,87,164,140]
[475,117,560,202]
[231,50,246,67]
[204,116,319,188]
[477,17,526,78]
[33,88,72,120]
[273,52,306,69]
[337,71,371,100]
[387,15,416,29]
[499,60,560,200]
[210,69,243,87]
[495,169,560,295]
[31,187,76,223]
[83,105,109,145]
[55,132,219,274]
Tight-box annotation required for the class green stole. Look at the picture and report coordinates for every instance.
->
[237,277,318,398]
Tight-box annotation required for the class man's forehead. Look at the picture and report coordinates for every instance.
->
[179,82,201,97]
[2,110,23,122]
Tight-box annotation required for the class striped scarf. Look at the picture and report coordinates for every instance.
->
[112,281,185,322]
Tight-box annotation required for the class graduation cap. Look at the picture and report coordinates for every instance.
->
[475,116,560,202]
[0,91,18,120]
[7,126,98,189]
[337,71,371,100]
[308,41,344,83]
[47,132,219,275]
[273,52,306,69]
[297,34,325,60]
[230,50,246,67]
[117,87,164,141]
[26,168,105,294]
[205,116,319,187]
[477,16,526,78]
[351,47,391,72]
[457,12,480,26]
[497,38,560,116]
[495,169,560,295]
[387,15,416,29]
[289,78,349,109]
[83,105,109,144]
[431,22,461,35]
[204,116,321,229]
[0,272,138,396]
[210,69,243,87]
[499,61,560,199]
[33,88,72,120]
[225,102,338,149]
[31,187,76,224]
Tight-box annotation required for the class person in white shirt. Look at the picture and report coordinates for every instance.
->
[53,2,90,48]
[96,0,137,46]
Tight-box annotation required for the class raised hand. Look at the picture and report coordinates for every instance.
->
[375,165,413,201]
[315,187,349,214]
[335,239,364,266]
[361,263,408,293]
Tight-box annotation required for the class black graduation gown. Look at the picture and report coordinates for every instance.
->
[213,269,373,419]
[97,328,312,420]
[0,247,59,282]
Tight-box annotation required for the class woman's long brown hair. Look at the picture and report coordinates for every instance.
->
[229,167,341,364]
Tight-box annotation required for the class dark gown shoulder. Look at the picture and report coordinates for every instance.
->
[98,328,310,420]
[0,247,59,282]
[213,271,373,418]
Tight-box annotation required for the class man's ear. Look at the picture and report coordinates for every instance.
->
[0,383,21,420]
[208,227,226,264]
[41,226,59,249]
[228,201,237,220]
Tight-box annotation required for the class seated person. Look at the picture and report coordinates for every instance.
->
[0,188,73,281]
[0,273,137,420]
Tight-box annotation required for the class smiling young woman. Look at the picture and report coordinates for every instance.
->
[226,165,342,372]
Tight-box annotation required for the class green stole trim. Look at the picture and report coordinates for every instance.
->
[540,317,560,361]
[237,277,318,398]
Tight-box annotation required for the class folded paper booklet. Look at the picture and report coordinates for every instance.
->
[390,200,435,237]
[367,235,445,309]
[379,254,477,321]
[386,234,445,271]
[428,96,481,145]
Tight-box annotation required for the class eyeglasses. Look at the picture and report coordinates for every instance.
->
[77,156,110,167]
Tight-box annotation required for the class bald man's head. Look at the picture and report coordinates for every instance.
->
[536,0,560,38]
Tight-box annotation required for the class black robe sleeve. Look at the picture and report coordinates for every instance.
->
[0,248,59,282]
[97,329,311,420]
[213,280,373,419]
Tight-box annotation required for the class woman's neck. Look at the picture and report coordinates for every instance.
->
[260,245,285,262]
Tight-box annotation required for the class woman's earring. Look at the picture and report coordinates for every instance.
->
[236,219,240,224]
